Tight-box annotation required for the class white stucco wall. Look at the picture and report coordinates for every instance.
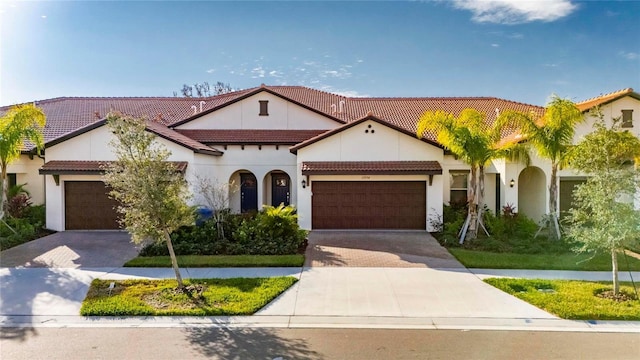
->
[175,92,339,130]
[44,125,198,231]
[295,120,445,231]
[191,145,297,212]
[7,155,45,205]
[574,96,640,143]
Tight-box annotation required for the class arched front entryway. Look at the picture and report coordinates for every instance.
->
[229,170,258,213]
[264,170,291,207]
[517,166,546,223]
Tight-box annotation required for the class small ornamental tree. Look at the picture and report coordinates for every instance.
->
[194,175,239,240]
[104,113,194,288]
[0,104,46,217]
[566,113,640,295]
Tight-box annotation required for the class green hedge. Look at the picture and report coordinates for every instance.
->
[140,205,307,256]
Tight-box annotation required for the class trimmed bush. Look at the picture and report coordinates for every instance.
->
[140,205,308,256]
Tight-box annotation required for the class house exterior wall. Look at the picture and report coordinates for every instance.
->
[191,145,297,212]
[44,125,197,231]
[7,155,45,205]
[574,96,640,142]
[175,92,339,130]
[295,120,445,231]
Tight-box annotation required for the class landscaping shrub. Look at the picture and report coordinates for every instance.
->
[232,204,307,255]
[433,203,574,254]
[0,204,48,250]
[139,205,307,256]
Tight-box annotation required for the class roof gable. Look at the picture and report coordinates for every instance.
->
[577,88,640,112]
[45,118,222,156]
[169,85,347,128]
[289,113,443,154]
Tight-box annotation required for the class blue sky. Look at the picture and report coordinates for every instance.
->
[1,0,638,106]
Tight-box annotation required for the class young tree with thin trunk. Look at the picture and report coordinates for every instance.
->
[566,114,640,295]
[0,104,46,220]
[104,113,194,288]
[418,108,528,242]
[497,96,582,239]
[194,175,238,240]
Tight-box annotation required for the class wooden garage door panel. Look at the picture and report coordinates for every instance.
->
[65,181,120,230]
[312,181,426,229]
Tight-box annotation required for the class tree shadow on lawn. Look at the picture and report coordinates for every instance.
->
[184,327,323,359]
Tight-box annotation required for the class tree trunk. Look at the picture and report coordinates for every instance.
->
[467,166,478,239]
[611,249,619,295]
[163,230,184,288]
[548,163,561,240]
[1,161,7,216]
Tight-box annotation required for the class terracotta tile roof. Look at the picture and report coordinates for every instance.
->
[576,88,638,112]
[39,160,188,174]
[174,129,328,144]
[301,161,442,175]
[2,85,546,151]
[144,121,222,155]
[1,90,254,150]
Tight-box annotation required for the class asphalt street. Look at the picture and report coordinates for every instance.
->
[2,327,639,360]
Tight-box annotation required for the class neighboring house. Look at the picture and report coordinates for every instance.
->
[1,85,637,232]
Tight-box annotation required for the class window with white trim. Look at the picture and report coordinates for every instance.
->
[449,171,469,206]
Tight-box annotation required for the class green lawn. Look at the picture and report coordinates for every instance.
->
[81,277,297,316]
[484,278,640,320]
[124,254,305,268]
[449,249,640,271]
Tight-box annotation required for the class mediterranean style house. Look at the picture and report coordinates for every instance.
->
[2,85,638,232]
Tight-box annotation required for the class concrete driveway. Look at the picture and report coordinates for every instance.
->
[305,230,464,268]
[0,231,139,268]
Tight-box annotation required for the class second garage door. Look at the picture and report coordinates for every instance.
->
[312,181,426,229]
[65,181,120,230]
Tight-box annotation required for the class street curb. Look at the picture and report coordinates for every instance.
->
[2,315,639,333]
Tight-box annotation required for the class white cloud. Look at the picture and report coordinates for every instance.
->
[451,0,578,24]
[206,69,216,74]
[543,63,559,67]
[269,70,283,78]
[251,66,265,78]
[491,43,500,47]
[619,51,639,60]
[41,15,47,19]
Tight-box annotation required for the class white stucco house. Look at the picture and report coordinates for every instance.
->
[2,85,638,232]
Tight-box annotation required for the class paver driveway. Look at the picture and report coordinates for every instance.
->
[0,231,139,268]
[304,230,464,268]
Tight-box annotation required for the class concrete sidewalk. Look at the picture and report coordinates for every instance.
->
[1,266,639,332]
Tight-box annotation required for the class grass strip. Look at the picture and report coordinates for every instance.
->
[124,254,305,268]
[81,277,297,316]
[484,278,640,320]
[449,249,640,271]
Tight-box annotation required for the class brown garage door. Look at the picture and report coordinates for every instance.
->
[312,181,426,229]
[65,181,120,230]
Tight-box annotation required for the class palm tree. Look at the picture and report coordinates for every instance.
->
[496,96,582,239]
[418,108,527,242]
[0,104,46,217]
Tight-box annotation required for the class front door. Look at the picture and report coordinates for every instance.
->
[271,174,290,206]
[240,173,258,213]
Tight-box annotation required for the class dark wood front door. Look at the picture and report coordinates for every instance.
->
[64,181,120,230]
[240,173,258,213]
[311,181,426,229]
[271,174,290,207]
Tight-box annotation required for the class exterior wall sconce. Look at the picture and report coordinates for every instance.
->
[509,179,515,188]
[301,179,307,188]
